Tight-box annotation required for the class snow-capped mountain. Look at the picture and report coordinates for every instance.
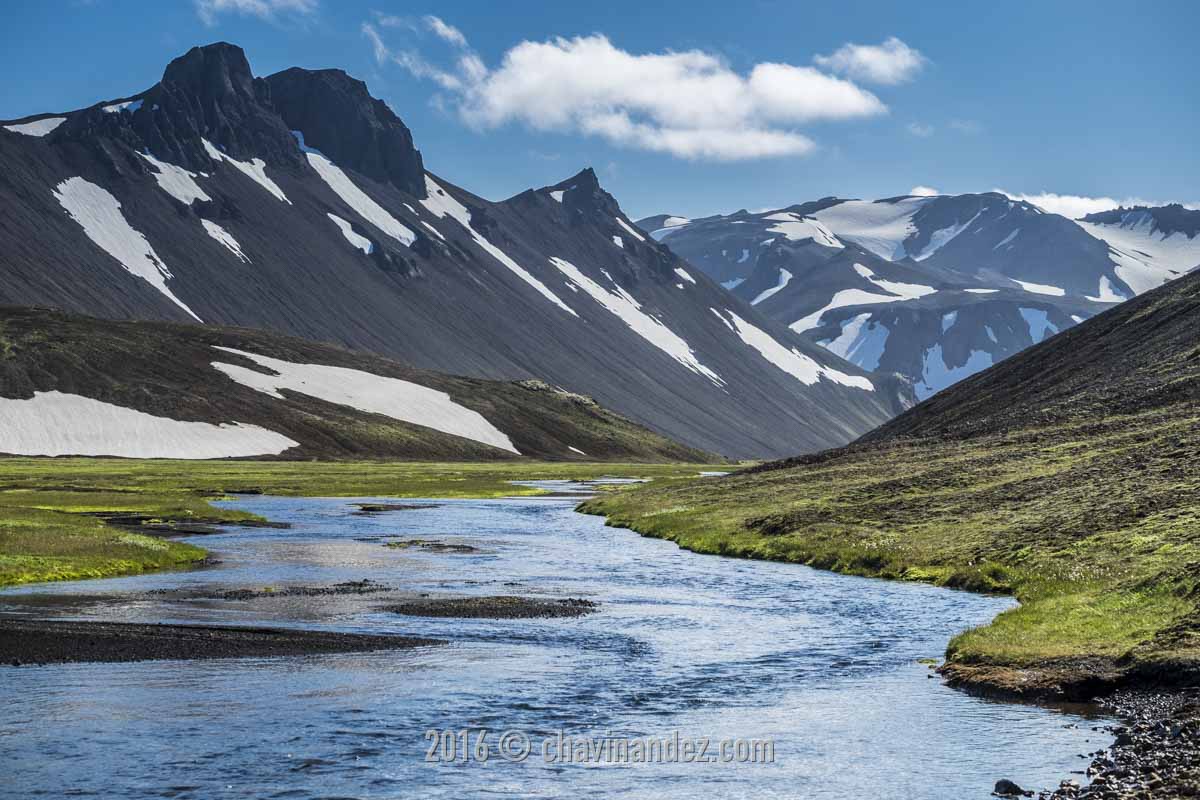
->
[642,193,1200,399]
[0,43,908,459]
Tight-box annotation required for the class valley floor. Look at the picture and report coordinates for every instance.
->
[0,458,727,587]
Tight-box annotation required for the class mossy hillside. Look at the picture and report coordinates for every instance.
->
[579,407,1200,675]
[0,459,729,587]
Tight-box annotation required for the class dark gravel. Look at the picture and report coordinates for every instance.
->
[383,595,598,619]
[0,618,441,665]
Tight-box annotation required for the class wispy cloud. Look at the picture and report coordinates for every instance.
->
[906,121,934,137]
[365,21,905,161]
[909,185,940,196]
[195,0,317,26]
[996,190,1199,218]
[813,37,926,85]
[950,118,982,134]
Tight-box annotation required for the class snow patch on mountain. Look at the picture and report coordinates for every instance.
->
[941,311,958,332]
[916,346,992,400]
[852,263,937,299]
[1086,275,1125,303]
[812,197,932,260]
[650,216,691,240]
[721,278,745,290]
[612,235,624,249]
[965,288,998,294]
[616,217,646,242]
[821,312,888,371]
[326,213,374,254]
[202,139,289,203]
[790,289,896,333]
[912,211,981,260]
[714,310,872,391]
[764,213,843,248]
[1012,279,1065,297]
[424,176,576,316]
[3,117,66,137]
[0,391,296,458]
[201,220,249,263]
[292,132,414,247]
[1019,308,1056,342]
[138,152,211,205]
[550,257,721,385]
[211,347,520,454]
[102,99,143,114]
[52,177,200,320]
[674,268,696,284]
[1078,213,1200,295]
[993,228,1020,250]
[751,269,793,305]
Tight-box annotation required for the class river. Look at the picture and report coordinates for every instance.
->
[0,484,1113,798]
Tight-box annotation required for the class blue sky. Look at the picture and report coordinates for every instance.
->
[2,0,1197,219]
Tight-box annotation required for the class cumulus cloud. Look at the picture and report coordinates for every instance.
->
[367,23,895,161]
[995,190,1200,219]
[195,0,316,25]
[813,37,926,85]
[906,121,934,137]
[909,185,940,196]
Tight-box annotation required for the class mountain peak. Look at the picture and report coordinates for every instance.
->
[161,42,256,99]
[264,67,426,197]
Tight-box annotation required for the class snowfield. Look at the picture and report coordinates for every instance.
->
[812,197,932,260]
[211,347,520,454]
[202,139,290,203]
[292,132,415,247]
[616,217,646,242]
[764,212,843,248]
[916,346,992,400]
[3,117,66,137]
[1012,279,1066,297]
[673,268,697,284]
[550,257,723,385]
[820,312,889,371]
[326,213,374,254]
[1086,275,1125,303]
[201,220,250,263]
[712,309,873,391]
[0,391,297,458]
[423,176,577,316]
[138,152,211,205]
[53,177,200,320]
[912,212,982,260]
[751,269,793,305]
[1078,212,1200,295]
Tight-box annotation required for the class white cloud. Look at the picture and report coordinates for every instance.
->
[813,37,926,85]
[196,0,316,25]
[906,121,934,137]
[424,15,467,48]
[909,185,940,196]
[995,190,1197,219]
[950,118,982,134]
[370,27,890,161]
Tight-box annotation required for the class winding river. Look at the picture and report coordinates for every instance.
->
[0,483,1113,798]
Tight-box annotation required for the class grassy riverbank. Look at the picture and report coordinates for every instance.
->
[0,459,727,587]
[579,407,1200,695]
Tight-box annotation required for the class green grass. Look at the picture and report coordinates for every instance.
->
[0,458,728,588]
[579,406,1200,679]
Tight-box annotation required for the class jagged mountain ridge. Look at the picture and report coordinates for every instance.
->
[641,193,1200,399]
[0,43,908,459]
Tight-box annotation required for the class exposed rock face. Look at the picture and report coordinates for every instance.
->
[265,67,425,197]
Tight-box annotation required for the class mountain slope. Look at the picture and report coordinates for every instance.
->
[0,306,713,462]
[583,266,1200,693]
[0,43,905,459]
[642,193,1200,398]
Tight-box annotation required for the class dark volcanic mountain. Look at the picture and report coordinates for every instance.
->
[0,306,712,462]
[0,43,907,459]
[642,194,1200,399]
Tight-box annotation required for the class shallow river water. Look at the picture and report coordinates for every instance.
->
[0,485,1114,798]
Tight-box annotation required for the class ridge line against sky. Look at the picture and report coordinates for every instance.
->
[2,0,1196,219]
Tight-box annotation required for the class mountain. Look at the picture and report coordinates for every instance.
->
[0,306,714,462]
[0,43,907,460]
[583,262,1200,695]
[641,194,1200,399]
